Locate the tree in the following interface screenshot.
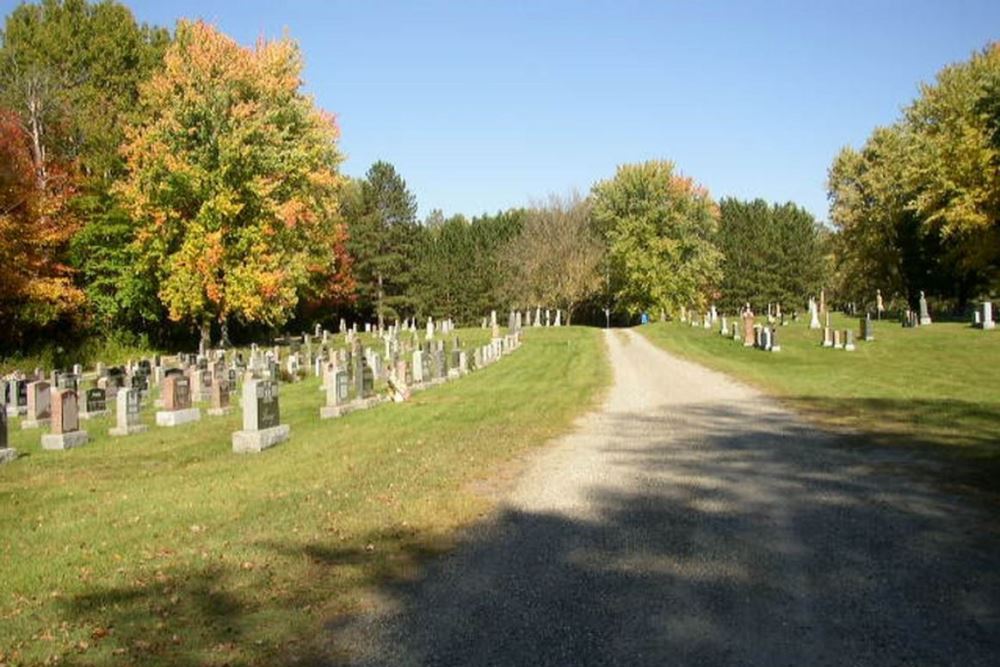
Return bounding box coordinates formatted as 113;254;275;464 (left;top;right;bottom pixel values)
500;193;602;323
828;43;1000;311
344;161;419;325
0;107;83;347
715;198;828;312
591;160;722;316
905;43;1000;299
0;0;170;332
409;208;522;323
117;20;347;345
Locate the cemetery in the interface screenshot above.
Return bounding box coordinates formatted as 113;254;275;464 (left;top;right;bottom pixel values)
1;1;999;664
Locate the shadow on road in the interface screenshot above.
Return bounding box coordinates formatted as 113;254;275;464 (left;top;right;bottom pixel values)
325;400;1000;666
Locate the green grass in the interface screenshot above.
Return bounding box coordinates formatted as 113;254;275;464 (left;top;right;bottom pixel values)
0;326;609;666
638;316;1000;495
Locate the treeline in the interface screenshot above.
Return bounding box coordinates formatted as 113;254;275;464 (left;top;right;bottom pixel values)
0;0;832;356
18;2;997;354
828;44;1000;313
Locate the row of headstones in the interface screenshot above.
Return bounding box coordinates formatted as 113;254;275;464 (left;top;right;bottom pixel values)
497;308;561;332
717;314;782;352
320;332;523;420
0;330;525;461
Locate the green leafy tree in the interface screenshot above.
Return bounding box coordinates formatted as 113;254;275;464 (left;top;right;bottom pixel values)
591;160;722;316
715;198;828;312
117;20;347;346
345;161;419;325
829;43;1000;311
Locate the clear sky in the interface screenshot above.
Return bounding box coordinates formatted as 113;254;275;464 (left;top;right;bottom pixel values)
8;1;1000;222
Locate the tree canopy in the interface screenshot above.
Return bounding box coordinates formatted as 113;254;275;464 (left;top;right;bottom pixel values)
591;161;722;316
117;20;347;343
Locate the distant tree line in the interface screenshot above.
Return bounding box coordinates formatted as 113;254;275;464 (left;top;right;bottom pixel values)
3;0;993;356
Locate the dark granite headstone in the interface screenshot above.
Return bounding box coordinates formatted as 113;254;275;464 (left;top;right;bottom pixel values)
85;388;107;413
254;380;280;430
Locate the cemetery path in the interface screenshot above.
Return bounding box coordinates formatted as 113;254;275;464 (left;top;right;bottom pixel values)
328;328;1000;666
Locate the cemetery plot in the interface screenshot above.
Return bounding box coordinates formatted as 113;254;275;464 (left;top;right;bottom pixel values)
0;326;604;667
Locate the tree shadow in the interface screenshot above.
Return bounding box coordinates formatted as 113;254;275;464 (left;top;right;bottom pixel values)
783;396;1000;497
51;398;1000;665
321;400;1000;666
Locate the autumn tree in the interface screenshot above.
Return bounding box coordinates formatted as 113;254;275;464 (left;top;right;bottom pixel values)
118;21;347;346
591;161;722;316
0;108;83;347
0;0;170;332
500;193;602;323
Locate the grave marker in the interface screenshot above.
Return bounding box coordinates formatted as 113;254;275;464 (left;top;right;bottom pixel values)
21;381;51;429
0;409;14;463
79;387;109;419
207;377;232;416
982;301;995;330
156;375;202;426
232;379;289;453
109;388;147;436
41;389;89;450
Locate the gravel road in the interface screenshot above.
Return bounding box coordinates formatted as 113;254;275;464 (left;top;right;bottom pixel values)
328;328;1000;666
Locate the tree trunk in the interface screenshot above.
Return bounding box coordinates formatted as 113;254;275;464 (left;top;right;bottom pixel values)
26;84;48;189
199;319;212;355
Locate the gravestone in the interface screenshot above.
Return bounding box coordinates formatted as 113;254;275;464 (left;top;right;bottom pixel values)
5;379;26;417
361;362;375;399
41;389;89;450
156;375;201;426
207;377;232;416
741;307;755;347
0;409;14;463
809;298;821;330
833;330;843;349
822;327;834;347
232;379;289;453
79;387;109;420
412;350;424;384
21;381;51;429
919;291;932;325
109;388;147;436
861;314;875;342
320;368;354;419
769;327;781;352
982;301;995;330
844;330;856;352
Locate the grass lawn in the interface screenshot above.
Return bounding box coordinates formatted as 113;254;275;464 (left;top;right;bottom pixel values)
638;315;1000;496
0;326;609;666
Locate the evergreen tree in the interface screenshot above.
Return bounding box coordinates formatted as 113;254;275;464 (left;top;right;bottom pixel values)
345;161;419;325
715;198;828;312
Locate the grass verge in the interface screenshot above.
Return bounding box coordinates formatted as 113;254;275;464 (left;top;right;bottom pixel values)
0;326;609;666
638;316;1000;497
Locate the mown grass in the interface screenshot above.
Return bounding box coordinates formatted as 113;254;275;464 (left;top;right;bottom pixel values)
638;315;1000;496
0;326;609;666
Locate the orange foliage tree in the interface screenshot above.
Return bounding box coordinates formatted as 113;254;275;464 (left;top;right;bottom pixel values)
117;21;351;344
0;108;83;339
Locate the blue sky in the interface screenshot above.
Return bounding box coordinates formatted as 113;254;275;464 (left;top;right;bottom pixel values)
7;1;999;222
